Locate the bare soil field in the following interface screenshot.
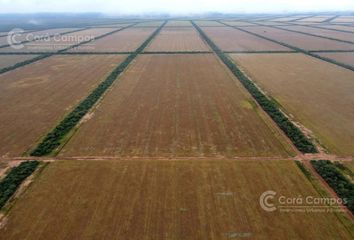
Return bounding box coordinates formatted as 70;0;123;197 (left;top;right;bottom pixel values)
231;53;354;156
318;24;354;33
0;28;118;53
240;26;354;50
0;55;38;69
194;21;225;26
165;21;192;27
60;54;294;157
272;16;306;22
201;27;291;51
0;160;352;240
333;16;354;23
317;52;354;67
69;27;156;52
278;25;354;42
0;55;127;157
134;21;163;27
220;21;255;26
0;28;79;46
145;27;210;51
297;16;334;22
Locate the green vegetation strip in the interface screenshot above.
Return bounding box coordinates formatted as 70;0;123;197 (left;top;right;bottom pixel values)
30;21;167;156
311;160;354;214
192;21;317;153
218;21;354;72
0;24;138;75
0;161;39;209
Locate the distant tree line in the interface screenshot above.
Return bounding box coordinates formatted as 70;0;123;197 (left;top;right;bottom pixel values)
0;161;39;209
311;160;354;214
192;21;317;153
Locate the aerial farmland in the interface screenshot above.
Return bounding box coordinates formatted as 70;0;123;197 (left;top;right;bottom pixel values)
0;11;353;240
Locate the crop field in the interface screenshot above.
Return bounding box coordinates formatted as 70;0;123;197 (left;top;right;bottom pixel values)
0;15;354;239
0;54;38;69
200;27;291;51
0;160;352;240
316;52;354;67
0;28;118;53
0;55;127;157
278;25;354;42
59;54;294;157
69;27;157;52
230;53;354;156
0;28;79;46
165;20;192;26
240;26;354;50
145;27;210;51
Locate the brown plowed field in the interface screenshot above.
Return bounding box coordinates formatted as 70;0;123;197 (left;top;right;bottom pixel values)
0;160;352;240
317;52;354;67
60;54;294;157
278;25;354;42
231;53;354;156
200;27;290;51
240;26;354;50
220;21;255;26
297;16;334;22
0;28;117;52
69;27;156;52
165;21;192;26
319;24;354;32
134;21;163;27
0;55;38;69
333;16;354;23
0;28;79;46
145;27;210;51
194;21;225;26
0;55;127;157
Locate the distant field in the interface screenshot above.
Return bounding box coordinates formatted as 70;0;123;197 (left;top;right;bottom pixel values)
220;21;255;26
317;52;354;67
297;16;334;22
145;27;210;51
278;25;354;42
333;16;354;23
0;160;352;240
0;55;127;157
69;27;156;52
60;54;294;157
165;21;192;27
0;28;117;52
240;26;354;50
194;21;224;26
318;24;354;32
231;53;354;156
0;54;38;69
200;27;290;51
134;21;163;27
0;28;79;46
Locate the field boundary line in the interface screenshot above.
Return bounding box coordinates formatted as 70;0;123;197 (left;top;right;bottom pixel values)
283;21;354;34
289;15;317;22
217;21;354;72
191;20;317;153
224;50;296;54
324;15;340;23
0;23;139;75
29;21;167;156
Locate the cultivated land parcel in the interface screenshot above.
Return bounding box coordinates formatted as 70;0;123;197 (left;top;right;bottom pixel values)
0;15;354;239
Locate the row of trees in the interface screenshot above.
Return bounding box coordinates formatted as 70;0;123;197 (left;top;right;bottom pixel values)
31;21;167;156
0;161;39;209
192;22;317;153
311;160;354;213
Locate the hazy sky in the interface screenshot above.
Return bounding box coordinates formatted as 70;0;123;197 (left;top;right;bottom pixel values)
0;0;353;14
